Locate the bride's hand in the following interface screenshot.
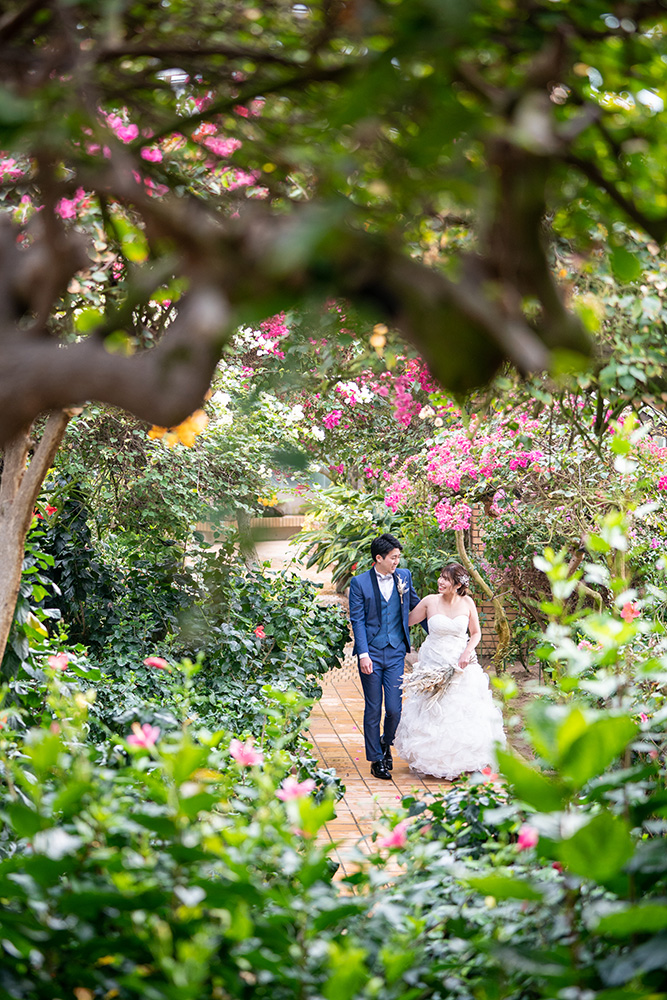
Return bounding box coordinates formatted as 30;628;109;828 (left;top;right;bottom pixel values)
458;656;469;669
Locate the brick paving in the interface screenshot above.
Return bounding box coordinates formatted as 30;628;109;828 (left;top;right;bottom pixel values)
307;657;451;880
252;536;452;879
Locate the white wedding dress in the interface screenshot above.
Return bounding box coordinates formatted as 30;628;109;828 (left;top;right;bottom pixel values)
394;613;506;779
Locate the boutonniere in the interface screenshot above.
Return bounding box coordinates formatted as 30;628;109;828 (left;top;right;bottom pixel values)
396;576;408;605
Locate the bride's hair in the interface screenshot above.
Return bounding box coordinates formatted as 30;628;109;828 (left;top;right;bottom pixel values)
439;563;470;596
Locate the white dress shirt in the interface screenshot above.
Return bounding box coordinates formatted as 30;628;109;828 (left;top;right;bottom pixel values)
375;569;395;601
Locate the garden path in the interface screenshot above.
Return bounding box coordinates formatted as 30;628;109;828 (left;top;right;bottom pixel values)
254;537;450;879
254;537;530;879
307;661;450;880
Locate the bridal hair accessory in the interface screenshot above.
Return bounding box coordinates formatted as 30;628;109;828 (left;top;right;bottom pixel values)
396;576;408;604
460;573;470;586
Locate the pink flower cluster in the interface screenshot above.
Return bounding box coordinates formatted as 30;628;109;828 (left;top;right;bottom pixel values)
144;656;170;670
55;187;87;220
378;819;409;849
0;157;25;181
508;450;544;471
434;498;472;531
229;738;263;766
104;112;139;144
517;824;539;850
384;475;417;513
323;410;342;430
276;776;315;800
620;602;640;623
47;653;70;671
219;167;260;190
392;374;422;426
140;146;163;163
127;722;160;748
203;135;242;158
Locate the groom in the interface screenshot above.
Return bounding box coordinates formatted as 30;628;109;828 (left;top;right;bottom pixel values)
348;533;422;780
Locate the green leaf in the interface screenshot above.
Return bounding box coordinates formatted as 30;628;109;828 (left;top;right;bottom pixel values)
324;941;368;1000
497;750;566;812
601;933;667;987
558;715;637;787
312;902;365;932
596;903;667;937
75;307;104;333
610;248;643;284
556;812;634;884
465;874;544;901
297;795;335;836
7;802;44;839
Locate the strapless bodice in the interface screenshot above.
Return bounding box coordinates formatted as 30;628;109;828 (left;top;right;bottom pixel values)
427;613;469;638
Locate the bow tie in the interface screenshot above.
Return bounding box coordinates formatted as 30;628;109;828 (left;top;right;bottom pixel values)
376;572;394;581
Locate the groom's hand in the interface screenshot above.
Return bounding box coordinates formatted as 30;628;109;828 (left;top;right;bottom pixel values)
359;654;373;674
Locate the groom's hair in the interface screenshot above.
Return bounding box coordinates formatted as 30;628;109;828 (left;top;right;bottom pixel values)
371;533;402;561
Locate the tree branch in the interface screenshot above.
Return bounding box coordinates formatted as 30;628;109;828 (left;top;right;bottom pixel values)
567;153;667;243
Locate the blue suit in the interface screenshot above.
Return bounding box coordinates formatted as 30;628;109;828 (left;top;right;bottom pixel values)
349;567;421;762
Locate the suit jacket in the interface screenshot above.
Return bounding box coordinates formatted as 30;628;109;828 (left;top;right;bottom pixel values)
348;567;421;656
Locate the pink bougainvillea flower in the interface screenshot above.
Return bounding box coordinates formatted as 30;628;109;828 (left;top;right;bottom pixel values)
143;656;171;671
621;602;641;623
481;766;500;782
203;135;242;158
127;722;160;748
276;776;316;801
639;713;649;723
253;625;266;638
323;410;342;430
378;820;409;849
140;146;163;162
229;738;263;767
116;123;139;143
517;824;539;851
47;653;70;671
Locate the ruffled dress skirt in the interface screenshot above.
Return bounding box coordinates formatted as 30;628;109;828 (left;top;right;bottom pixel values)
394;614;506;779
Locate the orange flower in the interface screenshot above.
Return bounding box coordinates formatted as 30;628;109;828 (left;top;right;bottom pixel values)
148;409;209;448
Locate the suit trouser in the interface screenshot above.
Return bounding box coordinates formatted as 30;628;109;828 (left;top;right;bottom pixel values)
358;644;406;762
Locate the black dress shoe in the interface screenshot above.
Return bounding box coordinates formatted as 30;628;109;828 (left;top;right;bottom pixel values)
370;760;392;780
380;738;393;770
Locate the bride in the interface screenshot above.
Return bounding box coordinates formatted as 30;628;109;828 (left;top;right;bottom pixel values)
394;562;506;779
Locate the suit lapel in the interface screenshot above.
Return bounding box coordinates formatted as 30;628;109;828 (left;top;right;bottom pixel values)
368;567;382;621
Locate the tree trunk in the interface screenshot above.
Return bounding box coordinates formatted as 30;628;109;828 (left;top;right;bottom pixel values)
0;411;72;666
236;509;259;568
454;528;511;673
